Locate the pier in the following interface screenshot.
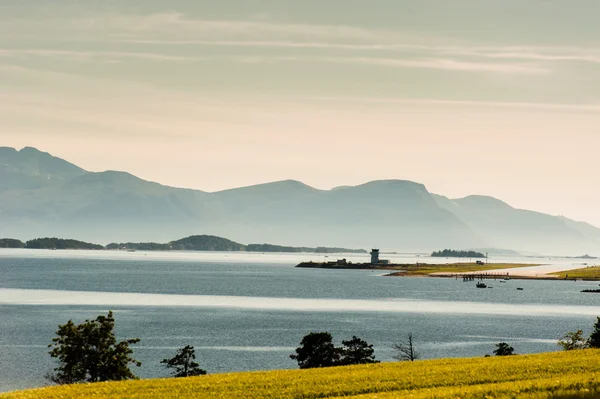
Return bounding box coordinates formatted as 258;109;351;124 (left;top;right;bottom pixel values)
458;273;511;281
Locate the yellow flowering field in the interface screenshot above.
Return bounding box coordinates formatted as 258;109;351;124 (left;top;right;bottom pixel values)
552;266;600;280
3;350;600;399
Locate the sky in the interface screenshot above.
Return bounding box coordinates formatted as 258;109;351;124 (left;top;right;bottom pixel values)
2;1;600;225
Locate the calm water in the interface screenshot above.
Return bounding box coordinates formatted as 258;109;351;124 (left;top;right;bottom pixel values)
1;250;599;392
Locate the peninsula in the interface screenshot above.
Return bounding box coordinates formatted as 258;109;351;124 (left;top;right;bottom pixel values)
296;260;535;276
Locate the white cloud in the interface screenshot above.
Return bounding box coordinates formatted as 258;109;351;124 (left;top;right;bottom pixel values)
304;56;550;74
116;39;600;65
310;96;600;113
0;49;209;63
0;49;548;75
1;12;382;42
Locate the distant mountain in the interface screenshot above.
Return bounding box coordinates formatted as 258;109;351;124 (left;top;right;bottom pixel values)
1;146;599;255
433;194;599;254
0;147;85;190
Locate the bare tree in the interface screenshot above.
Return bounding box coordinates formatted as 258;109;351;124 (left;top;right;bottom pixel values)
393;333;421;361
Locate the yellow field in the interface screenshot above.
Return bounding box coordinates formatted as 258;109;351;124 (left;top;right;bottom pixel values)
387;263;535;276
4;350;600;399
552;266;600;280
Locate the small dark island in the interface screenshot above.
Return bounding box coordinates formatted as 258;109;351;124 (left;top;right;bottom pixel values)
431;249;485;258
246;244;366;254
107;235;366;253
0;238;25;248
25;238;104;250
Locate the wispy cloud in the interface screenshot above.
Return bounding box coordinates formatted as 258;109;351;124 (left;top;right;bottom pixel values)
0;49;208;63
5;11;599;71
301;56;549;75
1;12;382;42
116;39;600;66
0;49;548;75
310;96;600;113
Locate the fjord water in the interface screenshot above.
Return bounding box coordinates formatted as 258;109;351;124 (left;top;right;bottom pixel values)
1;250;599;392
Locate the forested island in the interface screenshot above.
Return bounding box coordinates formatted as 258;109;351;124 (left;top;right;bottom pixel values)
431;249;485;258
109;236;364;253
24;238;104;250
246;244;366;254
0;238;25;248
0;234;365;253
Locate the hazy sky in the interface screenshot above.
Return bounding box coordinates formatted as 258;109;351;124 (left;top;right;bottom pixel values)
2;1;600;225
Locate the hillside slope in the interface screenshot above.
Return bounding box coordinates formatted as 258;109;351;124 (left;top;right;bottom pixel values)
1;147;599;254
434;194;598;253
3;350;599;399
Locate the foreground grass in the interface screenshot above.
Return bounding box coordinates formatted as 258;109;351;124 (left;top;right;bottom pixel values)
5;350;600;399
387;262;536;276
552;266;600;280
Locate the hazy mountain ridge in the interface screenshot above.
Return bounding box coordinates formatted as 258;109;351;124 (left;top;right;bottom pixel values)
0;147;598;254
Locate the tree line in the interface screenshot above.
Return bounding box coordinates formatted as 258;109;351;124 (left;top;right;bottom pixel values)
431;249;485;258
46;312;600;384
1;234;365;253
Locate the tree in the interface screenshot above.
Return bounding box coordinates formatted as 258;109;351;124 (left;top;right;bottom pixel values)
161;346;207;377
338;336;379;365
588;317;600;348
493;342;515;356
558;330;588;351
393;333;420;361
48;311;141;384
290;332;340;369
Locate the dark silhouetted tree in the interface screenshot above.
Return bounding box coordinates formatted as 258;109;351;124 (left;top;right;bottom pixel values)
161;345;207;377
290;332;340;369
588;317;600;348
393;333;420;361
558;330;588;351
493;342;515;356
48;311;140;384
339;336;379;365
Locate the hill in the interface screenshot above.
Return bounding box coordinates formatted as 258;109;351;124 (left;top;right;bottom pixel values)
169;235;246;251
105;236;366;253
246;244;367;253
1;147;600;254
24;238;103;250
0;147;85;191
0;238;25;248
431;249;485;258
2;350;599;398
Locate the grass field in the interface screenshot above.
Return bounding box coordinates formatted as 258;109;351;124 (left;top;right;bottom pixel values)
4;350;600;399
386;262;536;276
552;266;600;280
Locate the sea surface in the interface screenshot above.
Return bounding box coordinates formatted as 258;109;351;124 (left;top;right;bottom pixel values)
1;249;599;392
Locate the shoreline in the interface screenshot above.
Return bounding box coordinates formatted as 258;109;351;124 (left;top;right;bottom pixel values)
297;261;600;281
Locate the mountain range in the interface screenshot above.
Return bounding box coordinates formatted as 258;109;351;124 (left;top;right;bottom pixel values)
1;146;599;255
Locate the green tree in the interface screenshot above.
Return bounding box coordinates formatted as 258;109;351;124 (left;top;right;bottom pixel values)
588;317;600;348
393;333;421;362
48;311;141;384
558;330;588;351
290;332;340;369
161;345;207;377
493;342;515;356
339;336;379;365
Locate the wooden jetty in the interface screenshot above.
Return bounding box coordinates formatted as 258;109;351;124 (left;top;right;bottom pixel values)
458;273;511;282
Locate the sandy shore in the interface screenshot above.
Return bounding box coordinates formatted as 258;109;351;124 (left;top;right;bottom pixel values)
431;263;593;279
